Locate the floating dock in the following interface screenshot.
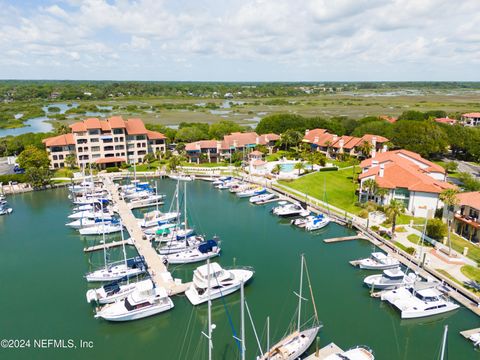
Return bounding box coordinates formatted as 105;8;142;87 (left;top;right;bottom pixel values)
324;233;368;243
128;201;164;210
83;239;134;253
460;327;480;339
104;179;191;296
304;342;344;359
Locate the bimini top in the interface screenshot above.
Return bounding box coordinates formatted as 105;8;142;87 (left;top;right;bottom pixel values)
198;240;218;254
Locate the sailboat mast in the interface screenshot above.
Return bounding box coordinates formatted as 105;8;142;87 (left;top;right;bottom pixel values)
297;254;304;334
101;200;107;270
207;259;212;360
155;180;159;212
440;325;448;360
184;181;187;231
266;316;270;360
241;280;245;360
120;219;127;266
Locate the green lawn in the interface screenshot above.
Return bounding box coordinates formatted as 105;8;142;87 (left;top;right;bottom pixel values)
329;159;359;168
52;168;75;178
450;232;480;265
278;168;361;214
397;214;426;226
128;161;160;172
407;234;420;244
180;162;230;168
461;265;480;282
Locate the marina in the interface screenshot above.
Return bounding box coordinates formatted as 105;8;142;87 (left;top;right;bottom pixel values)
0;179;478;359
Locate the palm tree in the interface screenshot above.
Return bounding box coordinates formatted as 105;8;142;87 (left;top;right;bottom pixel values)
65;154;77;169
294;161;305;175
324;140;332;157
167;155;182;172
279;129;302;151
376;187;389;205
385;199;405;239
358;141;373;158
362;179;378;201
439;188;459;255
272;164;282;175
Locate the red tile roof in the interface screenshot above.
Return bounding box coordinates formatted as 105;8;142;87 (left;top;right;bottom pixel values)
251;159;267;166
359;162;455;193
108;116;126;128
70;122;87;132
146;130;166;140
435;117;457;125
462;113;480;118
84;118;102;129
185;140;219;151
95;157;126;164
124;118;147;135
456;192;480;210
43;133;75;147
185;132;279;152
303;129;389;149
360;150;445;174
303;129;328;143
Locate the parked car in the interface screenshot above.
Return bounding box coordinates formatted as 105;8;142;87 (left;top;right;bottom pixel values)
13;165;25;174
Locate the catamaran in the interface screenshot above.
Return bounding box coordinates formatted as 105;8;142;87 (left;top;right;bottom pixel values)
304;214;330;231
162;239;221;264
86;278;152;304
94;281;174;321
185;262;253;305
258;254;321;360
381;284;459;319
363;268;416;290
356;252;400;270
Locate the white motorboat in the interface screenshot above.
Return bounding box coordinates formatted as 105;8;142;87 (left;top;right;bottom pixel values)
85;256;147;282
323;346;375;360
124;190;154;200
158;236;204;255
258;255;321;360
169;174;194;181
215;182;232;190
162;239;221;264
364;268;416;290
381;285;460;319
291;215;314;228
86;279;152;304
94;282;173;321
0;204;13;215
250;193;275;204
212;176;231;185
357;252;400;270
272;202;309;217
79;222;123;235
229;183;249;193
185;262;254;305
68;209;114;220
128;194;165;209
72;196;111;206
66;217;113;229
138;210;180;228
304;214;330;231
236;187;267;198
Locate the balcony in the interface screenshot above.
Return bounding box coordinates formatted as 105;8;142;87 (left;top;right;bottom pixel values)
454;213;480;229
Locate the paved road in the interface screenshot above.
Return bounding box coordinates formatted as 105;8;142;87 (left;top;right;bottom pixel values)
0;158;14;175
457;160;480;177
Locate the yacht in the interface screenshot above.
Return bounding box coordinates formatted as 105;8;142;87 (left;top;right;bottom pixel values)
364;268;416;290
381;285;460;319
124;189;154;200
304;214;330;231
272;202;309;217
212;176;231;185
157;235;204;255
68;209;114;220
323;346;375;360
162;239;221;264
291;215;314;228
250;193;275;204
138;210;180;228
86;279;153;304
357;252;400;270
85;256;147;282
79;222;123;235
94;282;174;321
0;203;13;215
237;187;267;198
168;174;194;181
66;217;113;229
127;194;165;209
185;262;254;305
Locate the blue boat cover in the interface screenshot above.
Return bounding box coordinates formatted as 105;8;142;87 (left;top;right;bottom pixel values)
198;240;218;253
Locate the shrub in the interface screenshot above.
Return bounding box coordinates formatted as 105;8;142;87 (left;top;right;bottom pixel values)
0;174;28;183
120;163;129;169
319;166;338;172
405;247;416;255
358;209;369;218
426;218;447;240
106;167;119;173
370;225;379;232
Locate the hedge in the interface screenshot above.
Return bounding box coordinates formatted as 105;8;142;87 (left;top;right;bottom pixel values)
0;174;28;183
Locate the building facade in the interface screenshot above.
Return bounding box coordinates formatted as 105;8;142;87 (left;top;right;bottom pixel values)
43;116;166;169
443;192;480;244
461;113;480;127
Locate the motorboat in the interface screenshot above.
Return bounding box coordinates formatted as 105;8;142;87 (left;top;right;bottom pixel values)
212;176;231;185
250;193;275;204
304;214;330;231
68;209;114;220
86;278;152;304
66;217;113;229
138;210;180;228
229;183;249;193
162;239;221;264
323;346;375;360
79;222;123;235
272;202;309;217
381;285;460;319
169;174;194;181
157;236;204;255
85;256;147;282
94;282;173;321
236;187;267;198
364;268;416;290
291;215;314;228
72;196;111;206
357;252;400;270
124;189;155;200
127;194;165;209
0;203;13;215
185;262;253;305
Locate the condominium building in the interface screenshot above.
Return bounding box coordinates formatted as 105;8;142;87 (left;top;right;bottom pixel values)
43;116;166;169
461;113;480;126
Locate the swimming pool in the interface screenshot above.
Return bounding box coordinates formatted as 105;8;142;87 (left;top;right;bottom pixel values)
279;162;312;173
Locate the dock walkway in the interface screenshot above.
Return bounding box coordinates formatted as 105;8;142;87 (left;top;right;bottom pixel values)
84;238;133;253
104;178;190;295
304;343;343;359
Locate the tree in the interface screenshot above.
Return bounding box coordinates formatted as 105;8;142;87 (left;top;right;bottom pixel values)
392;121;448;158
65;154;77;169
17;145;50;169
376;187;389;205
208;120;244;139
167;155;182;172
25;167;51;188
358;141;373;158
294;161;305;175
279;129;303;151
439;188;459;255
445;161;458;173
272;164;282;175
175;126;208;143
385;199;406;239
426;218;448;240
55;123;70;135
362;179;378;201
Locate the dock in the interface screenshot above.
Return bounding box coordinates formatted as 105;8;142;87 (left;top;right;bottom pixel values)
324;233;368;243
304;342;344;359
104;178;191;295
460;327;480;339
83;238;134;253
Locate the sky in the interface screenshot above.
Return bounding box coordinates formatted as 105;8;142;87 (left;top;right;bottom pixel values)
0;0;479;81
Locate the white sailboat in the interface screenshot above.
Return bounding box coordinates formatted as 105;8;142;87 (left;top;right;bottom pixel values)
66;217;113;229
185;262;254;305
162;238;221;264
272;202;309;218
79;221;123;235
94;281;174;321
356;252;400;270
68;209;114;220
304;214;330;231
138;210;180;228
86;278;152;304
258;255;321;360
250;193;275;204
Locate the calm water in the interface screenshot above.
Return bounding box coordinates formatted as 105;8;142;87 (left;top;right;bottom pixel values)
0;180;479;360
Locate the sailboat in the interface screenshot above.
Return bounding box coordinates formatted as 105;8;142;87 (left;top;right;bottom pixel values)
162;238;221;264
258;254;322;360
85;218;147;282
86;278;152;305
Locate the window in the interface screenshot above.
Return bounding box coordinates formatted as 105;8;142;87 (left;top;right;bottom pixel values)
59;163;64;168
138;150;147;156
127;151;134;156
127;144;135;149
90;138;99;143
91;146;100;152
52;155;58;160
115;145;124;150
136;135;146;140
92;154;100;159
113;128;123;135
58;155;64;160
54;163;59;168
104;146;114;151
127;135;135;141
77;139;87;144
119;137;124;142
88;129;100;135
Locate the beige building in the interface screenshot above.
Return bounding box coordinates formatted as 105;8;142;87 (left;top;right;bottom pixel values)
43;116;166;169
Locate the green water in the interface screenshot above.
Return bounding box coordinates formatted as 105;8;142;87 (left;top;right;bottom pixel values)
0;180;479;360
